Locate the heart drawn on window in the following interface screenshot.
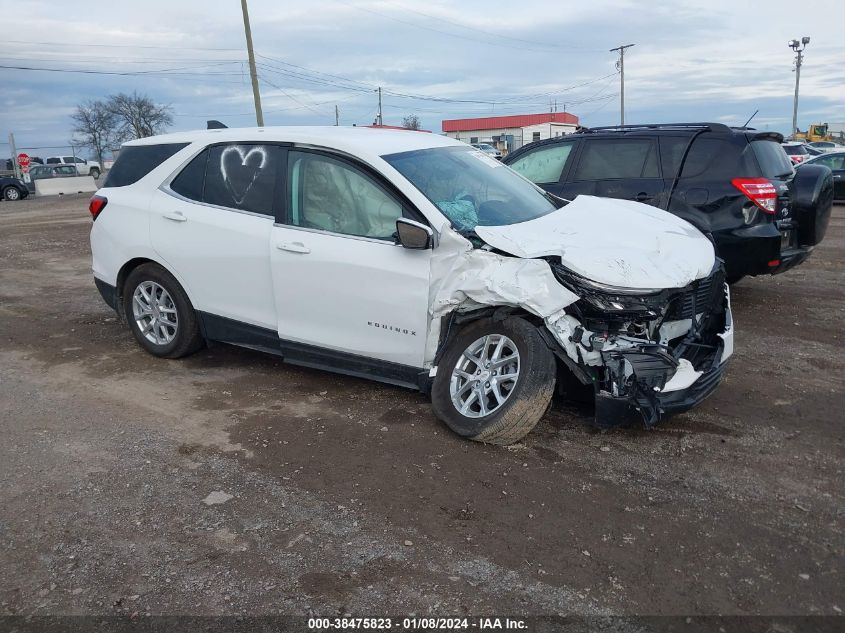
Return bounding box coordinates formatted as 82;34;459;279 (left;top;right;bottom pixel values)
220;145;268;205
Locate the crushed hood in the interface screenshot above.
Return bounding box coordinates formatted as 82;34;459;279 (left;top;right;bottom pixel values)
474;195;716;290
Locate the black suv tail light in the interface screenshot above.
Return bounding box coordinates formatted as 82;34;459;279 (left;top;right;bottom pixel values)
89;195;108;220
731;178;777;214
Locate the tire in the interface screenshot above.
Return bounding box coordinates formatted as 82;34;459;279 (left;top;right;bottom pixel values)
3;186;22;201
90;168;101;180
123;263;204;359
431;316;556;445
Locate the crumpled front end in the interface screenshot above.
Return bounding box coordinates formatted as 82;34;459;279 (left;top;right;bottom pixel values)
545;262;733;428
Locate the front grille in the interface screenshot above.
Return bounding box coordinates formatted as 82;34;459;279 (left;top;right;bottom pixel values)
667;269;723;320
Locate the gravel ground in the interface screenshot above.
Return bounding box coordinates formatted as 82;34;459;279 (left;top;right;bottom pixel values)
0;194;842;627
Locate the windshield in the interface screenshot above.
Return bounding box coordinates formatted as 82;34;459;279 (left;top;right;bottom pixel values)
383;146;558;232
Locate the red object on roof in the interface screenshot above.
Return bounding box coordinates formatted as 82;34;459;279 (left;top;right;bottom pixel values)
364;124;431;133
442;112;578;133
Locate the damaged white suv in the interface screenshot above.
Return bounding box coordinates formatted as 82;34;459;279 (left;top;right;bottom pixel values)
90;127;733;444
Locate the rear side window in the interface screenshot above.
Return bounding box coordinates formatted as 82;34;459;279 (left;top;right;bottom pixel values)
203;144;279;215
660;137;760;180
104;143;189;188
574;139;659;180
509;141;575;184
813;155;845;170
46;157;60;164
751;141;793;179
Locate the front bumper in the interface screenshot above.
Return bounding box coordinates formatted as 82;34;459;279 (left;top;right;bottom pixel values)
591;285;734;429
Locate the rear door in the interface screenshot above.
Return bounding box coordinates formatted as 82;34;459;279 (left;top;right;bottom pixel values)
562;137;665;206
151;142;280;330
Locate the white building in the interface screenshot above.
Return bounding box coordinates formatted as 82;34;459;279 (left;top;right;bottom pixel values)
441;112;579;155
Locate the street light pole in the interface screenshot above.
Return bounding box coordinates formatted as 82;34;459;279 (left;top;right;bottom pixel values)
789;37;810;137
240;0;264;127
610;44;635;126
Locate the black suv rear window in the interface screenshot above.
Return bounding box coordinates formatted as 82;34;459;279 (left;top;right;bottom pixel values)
752;141;793;179
104;143;188;188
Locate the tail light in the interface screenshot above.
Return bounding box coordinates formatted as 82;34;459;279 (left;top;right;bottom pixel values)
731;178;777;214
89;195;108;220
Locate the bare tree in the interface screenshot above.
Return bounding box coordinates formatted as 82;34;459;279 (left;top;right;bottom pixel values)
402;114;422;131
107;92;173;140
71;100;118;168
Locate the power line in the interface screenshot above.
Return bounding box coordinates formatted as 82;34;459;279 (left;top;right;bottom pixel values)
0;39;241;52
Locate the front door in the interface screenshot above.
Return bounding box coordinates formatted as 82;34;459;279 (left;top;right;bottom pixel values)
270;149;432;369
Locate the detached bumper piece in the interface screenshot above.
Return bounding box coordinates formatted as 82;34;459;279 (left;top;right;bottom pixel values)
594;341;726;429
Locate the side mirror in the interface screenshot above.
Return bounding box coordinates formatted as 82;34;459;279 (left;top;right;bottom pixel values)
395;218;434;250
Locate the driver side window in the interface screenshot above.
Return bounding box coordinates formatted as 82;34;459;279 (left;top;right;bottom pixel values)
287;151;402;240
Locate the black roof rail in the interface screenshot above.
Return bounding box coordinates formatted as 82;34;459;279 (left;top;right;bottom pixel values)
577;122;732;134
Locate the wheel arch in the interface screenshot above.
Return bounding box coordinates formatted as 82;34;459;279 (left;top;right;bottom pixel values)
115;257;197;321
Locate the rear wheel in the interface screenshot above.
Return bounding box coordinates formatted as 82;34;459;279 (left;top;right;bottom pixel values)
123;263;204;359
431;316;556;445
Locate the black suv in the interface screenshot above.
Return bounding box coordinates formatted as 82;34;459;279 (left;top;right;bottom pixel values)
503;123;834;282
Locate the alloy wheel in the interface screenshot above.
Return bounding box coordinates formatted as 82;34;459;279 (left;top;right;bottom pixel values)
132;281;178;345
450;334;520;418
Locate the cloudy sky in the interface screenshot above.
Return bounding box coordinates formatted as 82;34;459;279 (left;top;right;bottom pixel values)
2;0;844;157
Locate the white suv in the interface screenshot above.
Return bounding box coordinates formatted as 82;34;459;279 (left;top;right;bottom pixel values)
46;155;102;179
90;127;733;444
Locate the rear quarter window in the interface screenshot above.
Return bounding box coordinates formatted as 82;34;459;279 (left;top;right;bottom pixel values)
660;136;760;180
104;143;189;188
751;141;794;179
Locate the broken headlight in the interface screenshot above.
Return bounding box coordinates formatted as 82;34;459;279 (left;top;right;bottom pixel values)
550;263;666;319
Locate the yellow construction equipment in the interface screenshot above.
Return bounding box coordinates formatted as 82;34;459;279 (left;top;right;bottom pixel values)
793;123;834;143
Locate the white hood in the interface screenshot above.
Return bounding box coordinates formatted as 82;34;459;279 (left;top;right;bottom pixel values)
474;195;715;290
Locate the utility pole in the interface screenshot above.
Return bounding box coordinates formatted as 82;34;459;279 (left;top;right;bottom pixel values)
240;0;264;127
377;87;383;126
335;104;340;126
610;44;635;125
789;37;810;137
8;132;21;180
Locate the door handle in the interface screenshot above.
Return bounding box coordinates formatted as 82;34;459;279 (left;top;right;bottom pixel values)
635;192;654;202
276;241;311;254
163;211;187;222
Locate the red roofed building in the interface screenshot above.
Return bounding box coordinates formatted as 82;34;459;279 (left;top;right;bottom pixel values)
442;112;579;155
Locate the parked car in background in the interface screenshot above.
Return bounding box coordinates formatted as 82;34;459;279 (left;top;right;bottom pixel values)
90;127;734;443
803;144;824;156
470;143;502;159
1;175;29;201
4;157;44;171
25;164;79;194
808;141;844;153
45;156;101;179
799;151;845;201
503;123;834;283
782;141;810;164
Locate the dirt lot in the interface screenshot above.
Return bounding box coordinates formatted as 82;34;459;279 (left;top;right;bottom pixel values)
0;194;843;624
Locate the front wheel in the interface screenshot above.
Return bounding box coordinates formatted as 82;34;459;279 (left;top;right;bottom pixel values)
123;263;204;359
90;168;100;179
431;316;556;445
